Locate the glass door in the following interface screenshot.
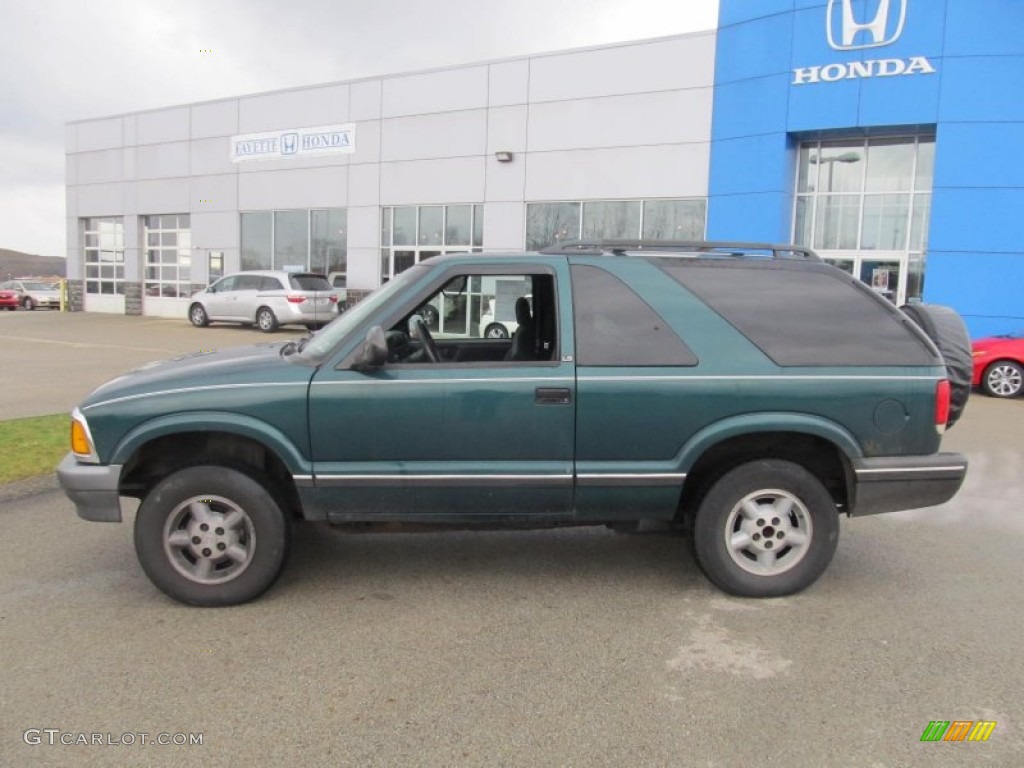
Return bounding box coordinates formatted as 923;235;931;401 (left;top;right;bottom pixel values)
822;251;907;305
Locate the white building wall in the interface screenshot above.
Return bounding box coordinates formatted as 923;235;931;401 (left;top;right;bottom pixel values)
66;30;716;313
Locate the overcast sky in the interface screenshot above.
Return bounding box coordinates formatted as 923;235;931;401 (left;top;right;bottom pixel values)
0;0;718;258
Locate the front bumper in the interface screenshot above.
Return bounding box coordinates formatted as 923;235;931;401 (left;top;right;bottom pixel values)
56;453;123;522
849;453;968;516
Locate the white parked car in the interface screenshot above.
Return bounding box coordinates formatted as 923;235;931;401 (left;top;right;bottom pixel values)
479;295;531;339
1;279;61;310
188;271;339;332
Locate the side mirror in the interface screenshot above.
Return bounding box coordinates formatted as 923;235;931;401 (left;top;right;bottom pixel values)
351;325;388;371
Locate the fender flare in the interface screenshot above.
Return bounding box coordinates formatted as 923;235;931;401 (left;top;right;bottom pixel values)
675;412;862;473
110;411;311;474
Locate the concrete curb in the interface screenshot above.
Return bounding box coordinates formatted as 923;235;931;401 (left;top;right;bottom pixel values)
0;473;60;504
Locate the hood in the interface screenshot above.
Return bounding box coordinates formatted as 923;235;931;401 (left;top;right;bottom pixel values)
82;342;311;409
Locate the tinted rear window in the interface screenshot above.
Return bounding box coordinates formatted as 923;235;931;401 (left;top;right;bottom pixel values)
571;265;697;367
289;274;330;291
659;261;936;367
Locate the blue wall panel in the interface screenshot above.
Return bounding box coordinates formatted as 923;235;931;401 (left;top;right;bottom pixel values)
711;75;792;140
943;0;1024;57
938;56;1024;123
714;12;794;83
929;189;1024;255
706;192;795;242
709;134;794;196
925;251;1024;337
933;123;1024;189
719;0;795;30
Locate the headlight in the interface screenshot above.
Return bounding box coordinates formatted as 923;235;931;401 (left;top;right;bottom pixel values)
70;407;99;463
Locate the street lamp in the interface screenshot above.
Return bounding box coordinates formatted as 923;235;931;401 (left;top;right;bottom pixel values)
809;151;861;192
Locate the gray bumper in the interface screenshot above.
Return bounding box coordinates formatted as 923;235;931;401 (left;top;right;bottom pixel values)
850;452;967;517
56;453;123;522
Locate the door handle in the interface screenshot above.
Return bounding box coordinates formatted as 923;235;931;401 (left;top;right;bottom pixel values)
535;387;572;405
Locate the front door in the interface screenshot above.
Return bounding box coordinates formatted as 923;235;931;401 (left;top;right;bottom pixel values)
306;263;576;522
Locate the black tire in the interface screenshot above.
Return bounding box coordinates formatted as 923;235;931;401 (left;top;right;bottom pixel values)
24;297;35;311
981;360;1024;398
256;306;278;333
189;303;209;328
900;303;971;427
134;466;291;606
484;323;509;339
692;460;839;597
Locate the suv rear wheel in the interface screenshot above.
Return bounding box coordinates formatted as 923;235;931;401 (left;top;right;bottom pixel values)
692;459;839;597
134;466;291;606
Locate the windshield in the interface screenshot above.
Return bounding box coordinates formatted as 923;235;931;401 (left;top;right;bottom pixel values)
298;266;428;361
23;282;54;291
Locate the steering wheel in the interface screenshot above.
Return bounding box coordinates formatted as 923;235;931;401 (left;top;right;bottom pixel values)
409;314;441;363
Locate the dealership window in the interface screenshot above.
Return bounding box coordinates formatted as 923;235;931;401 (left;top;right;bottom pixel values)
793;136;934;303
143;214;191;298
380;204;483;280
525;198;707;251
82;217;124;295
240;209;347;280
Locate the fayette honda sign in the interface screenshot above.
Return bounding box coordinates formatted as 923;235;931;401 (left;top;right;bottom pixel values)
230;123;356;162
793;0;935;85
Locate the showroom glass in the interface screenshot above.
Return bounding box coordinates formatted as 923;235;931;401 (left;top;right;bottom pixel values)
143;214;191;298
525;198;706;251
793;136;934;301
380;204;483;279
311;209;347;281
240;208;347;274
82;217;125;295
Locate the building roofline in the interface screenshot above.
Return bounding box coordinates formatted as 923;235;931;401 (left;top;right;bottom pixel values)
66;27;715;126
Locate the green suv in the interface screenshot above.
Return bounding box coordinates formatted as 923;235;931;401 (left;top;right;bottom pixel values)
57;241;969;606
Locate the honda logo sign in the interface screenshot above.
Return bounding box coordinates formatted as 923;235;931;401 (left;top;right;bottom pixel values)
827;0;907;50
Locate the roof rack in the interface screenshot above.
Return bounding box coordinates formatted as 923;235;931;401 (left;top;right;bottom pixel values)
538;239;820;261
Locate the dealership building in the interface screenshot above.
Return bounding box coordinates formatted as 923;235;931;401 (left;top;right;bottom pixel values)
65;0;1023;336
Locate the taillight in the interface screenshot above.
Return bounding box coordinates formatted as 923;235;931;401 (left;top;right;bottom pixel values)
286;294;306;304
328;294;338;303
935;379;951;434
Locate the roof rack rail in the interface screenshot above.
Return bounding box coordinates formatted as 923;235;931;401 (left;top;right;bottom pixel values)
538;239;820;261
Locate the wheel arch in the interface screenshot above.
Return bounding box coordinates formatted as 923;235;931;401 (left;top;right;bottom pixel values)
677;415;859;519
113;413;311;518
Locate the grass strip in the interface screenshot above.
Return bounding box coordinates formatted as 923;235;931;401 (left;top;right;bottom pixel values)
0;413;68;485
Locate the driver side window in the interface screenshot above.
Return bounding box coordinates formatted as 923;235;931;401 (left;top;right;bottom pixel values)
386;272;557;365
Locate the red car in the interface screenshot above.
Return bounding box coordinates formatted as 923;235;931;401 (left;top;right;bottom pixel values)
972;332;1024;398
0;288;19;310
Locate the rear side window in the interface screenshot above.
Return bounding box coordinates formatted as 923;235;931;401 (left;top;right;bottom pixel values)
289;274;330;291
571;265;697;367
260;277;284;291
661;262;937;366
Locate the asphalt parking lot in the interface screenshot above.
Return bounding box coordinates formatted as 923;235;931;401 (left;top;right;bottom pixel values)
1;311;1022;767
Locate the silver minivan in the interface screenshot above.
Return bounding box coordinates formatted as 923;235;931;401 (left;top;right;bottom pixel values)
188;271;339;332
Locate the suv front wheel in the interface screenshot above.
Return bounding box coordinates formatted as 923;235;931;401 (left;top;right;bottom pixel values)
692;459;839;597
134;466;291;606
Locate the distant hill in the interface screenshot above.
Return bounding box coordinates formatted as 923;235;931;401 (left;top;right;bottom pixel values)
0;249;67;280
